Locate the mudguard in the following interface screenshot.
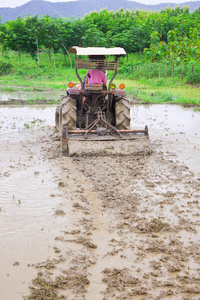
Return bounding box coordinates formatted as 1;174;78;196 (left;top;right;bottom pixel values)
67;88;81;95
114;89;126;96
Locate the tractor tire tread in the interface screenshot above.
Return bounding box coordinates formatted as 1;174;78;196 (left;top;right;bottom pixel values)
115;98;130;130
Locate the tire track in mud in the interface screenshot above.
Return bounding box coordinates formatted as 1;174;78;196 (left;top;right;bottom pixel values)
25;136;116;299
26;128;200;300
71;152;200;299
58;158;113;299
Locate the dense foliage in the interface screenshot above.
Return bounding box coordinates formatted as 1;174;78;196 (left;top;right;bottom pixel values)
0;6;199;66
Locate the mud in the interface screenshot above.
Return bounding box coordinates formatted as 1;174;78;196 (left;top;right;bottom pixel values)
0;104;200;299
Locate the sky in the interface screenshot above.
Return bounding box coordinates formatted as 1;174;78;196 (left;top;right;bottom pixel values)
0;0;194;8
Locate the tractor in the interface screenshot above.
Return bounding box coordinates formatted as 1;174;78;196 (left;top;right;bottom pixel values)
55;46;149;156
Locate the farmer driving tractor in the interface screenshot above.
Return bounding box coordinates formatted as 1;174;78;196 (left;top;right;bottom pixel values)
85;68;107;86
85;55;107;90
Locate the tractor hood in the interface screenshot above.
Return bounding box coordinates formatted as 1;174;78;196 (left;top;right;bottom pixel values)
69;46;126;56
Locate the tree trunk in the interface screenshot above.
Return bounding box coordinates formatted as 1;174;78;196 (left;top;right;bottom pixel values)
64;53;67;65
52;48;55;67
153;63;155;78
61;41;72;69
18;50;21;67
36;36;40;69
165;63;167;78
48;48;51;62
182;65;184;80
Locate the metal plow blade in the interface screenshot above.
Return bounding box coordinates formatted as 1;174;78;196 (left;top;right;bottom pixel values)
68;138;151;157
61;126;151;157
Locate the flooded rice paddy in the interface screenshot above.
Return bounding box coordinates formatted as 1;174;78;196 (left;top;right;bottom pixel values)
0;102;200;299
0;103;199;141
0;88;61;102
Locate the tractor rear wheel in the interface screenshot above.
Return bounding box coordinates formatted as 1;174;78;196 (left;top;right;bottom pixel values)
55;106;59;131
61;95;77;130
115;97;131;130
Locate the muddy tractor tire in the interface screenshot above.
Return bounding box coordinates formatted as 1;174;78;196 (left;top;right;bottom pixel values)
60;95;77;130
115;97;131;130
55;106;60;131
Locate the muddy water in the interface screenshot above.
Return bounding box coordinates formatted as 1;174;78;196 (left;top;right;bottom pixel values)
0;108;67;299
131;104;200;144
0;103;200;299
0;105;56;136
131;104;200;173
0;154;65;299
1;103;199;140
0;89;61;102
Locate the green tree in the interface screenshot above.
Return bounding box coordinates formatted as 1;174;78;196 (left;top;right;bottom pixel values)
144;31;163;62
82;24;107;47
40;15;60;65
56;18;73;67
25;15;43;67
145;25;200;64
70;18;88;47
3;17;30;66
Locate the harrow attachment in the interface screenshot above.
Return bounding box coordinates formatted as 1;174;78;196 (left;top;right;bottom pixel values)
61;112;150;157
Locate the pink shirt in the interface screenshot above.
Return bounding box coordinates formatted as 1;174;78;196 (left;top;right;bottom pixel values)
86;69;107;84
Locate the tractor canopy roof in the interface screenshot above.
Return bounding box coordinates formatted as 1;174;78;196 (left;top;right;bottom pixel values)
69;47;126;56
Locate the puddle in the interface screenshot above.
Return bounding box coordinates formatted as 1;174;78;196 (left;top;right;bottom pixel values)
131;104;200;144
0;105;57;143
0;123;68;299
0;163;66;298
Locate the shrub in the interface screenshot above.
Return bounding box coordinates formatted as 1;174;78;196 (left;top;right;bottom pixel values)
0;61;13;75
187;72;200;84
